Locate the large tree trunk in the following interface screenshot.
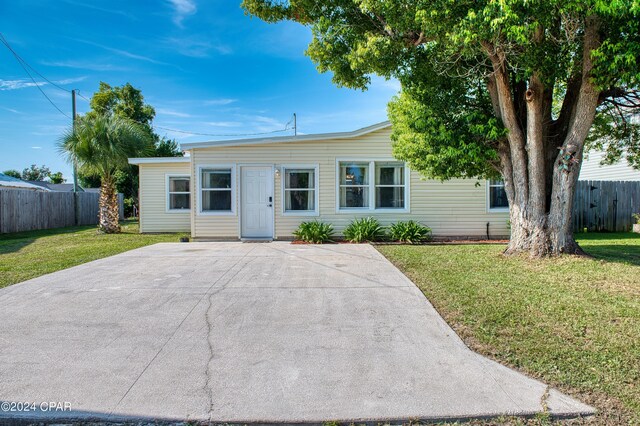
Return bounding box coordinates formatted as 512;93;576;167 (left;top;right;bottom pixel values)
484;16;601;257
505;163;583;256
99;176;121;234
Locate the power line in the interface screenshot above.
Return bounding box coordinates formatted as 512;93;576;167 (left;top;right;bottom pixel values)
76;92;91;102
0;33;72;94
0;33;70;118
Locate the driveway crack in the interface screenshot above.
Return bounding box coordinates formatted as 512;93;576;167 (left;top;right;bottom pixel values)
204;248;257;422
108;247;256;419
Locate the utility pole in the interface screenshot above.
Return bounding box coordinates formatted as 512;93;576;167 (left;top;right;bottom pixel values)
71;89;78;193
293;113;297;136
71;89;79;225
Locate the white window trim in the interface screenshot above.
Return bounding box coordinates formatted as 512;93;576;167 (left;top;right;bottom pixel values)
196;164;236;216
281;164;320;217
165;174;191;213
486;179;510;212
335;159;410;213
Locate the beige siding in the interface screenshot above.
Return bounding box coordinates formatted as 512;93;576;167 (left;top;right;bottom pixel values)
579;150;640;181
139;163;191;233
189;128;510;239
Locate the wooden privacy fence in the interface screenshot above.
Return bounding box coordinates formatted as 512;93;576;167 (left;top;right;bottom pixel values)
0;190;124;234
573;180;640;232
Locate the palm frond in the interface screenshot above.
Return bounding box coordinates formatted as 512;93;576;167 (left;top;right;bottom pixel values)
57;114;153;178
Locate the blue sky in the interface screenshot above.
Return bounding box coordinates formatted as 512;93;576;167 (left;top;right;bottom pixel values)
0;0;399;180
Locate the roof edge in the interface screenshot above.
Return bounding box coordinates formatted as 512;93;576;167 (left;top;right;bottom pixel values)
180;121;391;150
128;157;191;165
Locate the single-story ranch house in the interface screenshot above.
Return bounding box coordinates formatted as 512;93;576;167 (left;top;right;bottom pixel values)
129;121;510;240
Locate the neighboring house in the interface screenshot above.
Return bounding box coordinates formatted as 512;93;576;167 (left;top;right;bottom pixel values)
26;182;84;192
0;173;51;191
580;149;639;181
129;121;510;240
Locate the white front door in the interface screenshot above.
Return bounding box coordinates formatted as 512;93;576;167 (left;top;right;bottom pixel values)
241;166;274;238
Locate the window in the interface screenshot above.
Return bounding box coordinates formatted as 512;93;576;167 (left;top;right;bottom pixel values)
488;179;509;210
375;162;405;208
339;162;370;208
337;161;408;211
167;175;190;211
283;167;317;214
200;168;233;213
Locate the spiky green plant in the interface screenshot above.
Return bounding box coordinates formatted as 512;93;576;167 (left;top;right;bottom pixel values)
342;217;386;243
293;220;335;243
389;220;432;243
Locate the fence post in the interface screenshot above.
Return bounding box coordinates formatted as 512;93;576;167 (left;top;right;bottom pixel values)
74;192;79;226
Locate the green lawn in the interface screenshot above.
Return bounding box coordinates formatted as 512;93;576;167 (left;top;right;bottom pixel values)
0;220;188;289
378;233;640;424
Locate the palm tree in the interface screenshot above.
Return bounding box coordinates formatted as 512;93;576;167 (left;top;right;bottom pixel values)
59;114;152;233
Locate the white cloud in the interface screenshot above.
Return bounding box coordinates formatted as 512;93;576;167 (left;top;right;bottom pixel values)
0;79;47;91
206;121;242;127
237;115;288;132
41;60;131;72
62;0;137;19
73;39;168;65
168;0;197;27
157;108;192;118
31;146;42;150
163;37;231;58
56;76;88;85
203;98;237;106
1;107;22;114
0;76;86;93
30;124;69;136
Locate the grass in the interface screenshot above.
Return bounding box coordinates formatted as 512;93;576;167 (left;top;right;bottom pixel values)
0;220;188;289
377;233;640;424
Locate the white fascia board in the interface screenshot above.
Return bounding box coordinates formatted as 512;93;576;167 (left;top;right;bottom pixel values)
180;121;391;150
128;157;191;165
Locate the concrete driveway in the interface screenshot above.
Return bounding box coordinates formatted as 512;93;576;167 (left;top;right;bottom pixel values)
0;242;593;423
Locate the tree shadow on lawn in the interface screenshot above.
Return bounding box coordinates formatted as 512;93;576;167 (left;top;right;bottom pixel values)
0;225;95;255
577;232;640;266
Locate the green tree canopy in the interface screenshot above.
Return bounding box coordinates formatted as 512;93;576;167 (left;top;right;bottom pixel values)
244;0;640;256
21;164;51;181
87;82;182;158
89;82;156;128
78;82;182;213
2;169;21;179
48;172;64;184
60;115;152;179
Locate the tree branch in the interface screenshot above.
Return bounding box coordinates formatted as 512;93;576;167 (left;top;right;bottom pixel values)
482;41;529;205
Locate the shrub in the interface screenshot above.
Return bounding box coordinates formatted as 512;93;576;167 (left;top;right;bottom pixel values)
293;220;334;243
389;220;432;243
633;213;640;224
343;217;386;243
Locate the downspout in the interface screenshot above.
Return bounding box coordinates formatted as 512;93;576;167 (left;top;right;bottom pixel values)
486;222;490;240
